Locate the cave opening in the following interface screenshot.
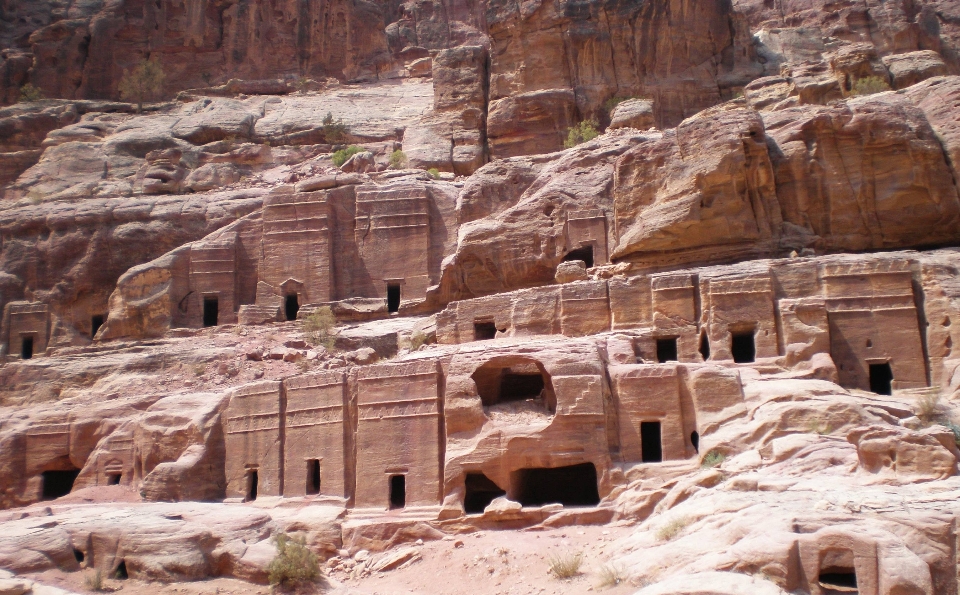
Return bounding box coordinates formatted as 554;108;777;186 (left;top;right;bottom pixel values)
731;330;755;363
511;463;600;507
699;331;710;360
203;296;219;327
562;246;594;268
656;337;678;363
463;472;506;514
387;283;401;313
389;474;406;509
306;459;320;495
246;469;258;501
108;473;121;485
869;362;893;395
91;315;105;338
818;567;857;594
285;294;300;321
21;335;33;360
474;320;497;341
641;421;663;463
41;469;80;500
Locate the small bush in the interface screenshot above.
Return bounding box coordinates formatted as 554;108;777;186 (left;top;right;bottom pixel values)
331;145;363;167
563;120;600;149
596;563;625;588
548;551;583;579
192;363;206;377
941;421;960;448
303;306;337;350
850;75;891;96
118;59;165;112
805;419;832;435
701;451;725;469
267;533;319;589
427;167;440;179
917;392;943;423
603;96;633;115
84;569;105;592
322;112;347;143
389;149;408;169
655;516;690;542
19;83;44;103
409;331;427;350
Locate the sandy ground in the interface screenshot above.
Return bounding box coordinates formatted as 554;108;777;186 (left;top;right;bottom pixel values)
26;524;638;595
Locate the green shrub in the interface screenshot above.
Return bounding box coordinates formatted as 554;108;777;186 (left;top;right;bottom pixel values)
850;75;891;96
563;120;600;149
303;306;337;350
940;421;960;447
701;451;725;469
331;145;363;167
267;533;319;589
321;112;347;143
18;83;44;103
427;167;440;179
118;59;165;112
548;551;583;579
389;149;408;169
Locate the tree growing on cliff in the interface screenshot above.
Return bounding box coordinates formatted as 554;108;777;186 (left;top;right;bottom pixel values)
118;59;166;112
18;83;44;103
563;120;600;149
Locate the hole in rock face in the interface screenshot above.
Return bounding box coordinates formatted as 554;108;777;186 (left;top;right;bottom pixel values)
656;338;678;363
387;284;401;313
641;421;663;462
473;359;556;413
389;475;406;509
869;362;893;395
691;431;700;453
246;469;258;501
463;473;506;514
285;294;300;321
512;463;600;507
203;296;219;327
115;561;128;580
306;459;320;495
73;548;84;563
562;246;594;268
731;331;756;363
108;473;121;485
818;568;857;594
21;335;33;359
91;315;105;338
42;469;80;500
698;332;710;360
500;372;545;404
474;321;497;341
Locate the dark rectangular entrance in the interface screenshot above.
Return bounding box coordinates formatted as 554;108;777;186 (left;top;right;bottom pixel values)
246;469;258;501
474;321;497;341
656;337;678;363
42;469;80;500
389;474;406;509
387;284;401;313
203;296;219;327
91;315;105;338
306;459;320;495
20;335;33;359
285;294;300;321
641;421;663;462
512;463;600;507
731;331;755;363
562;246;594;268
869;362;893;395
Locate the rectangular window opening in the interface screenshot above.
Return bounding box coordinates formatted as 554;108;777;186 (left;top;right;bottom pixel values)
869;362;893;395
107;473;122;485
91;315;105;338
473;321;497;341
640;421;663;463
20;335;34;360
203;296;219;327
562;246;594;268
389;474;406;509
731;330;756;363
512;463;600;507
306;459;321;495
387;284;401;314
656;337;678;363
246;469;258;501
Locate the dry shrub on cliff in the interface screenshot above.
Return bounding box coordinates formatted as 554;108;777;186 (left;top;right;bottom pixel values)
656;516;690;541
548;551;583;579
917;391;943;423
701;451;725;469
84;569;105;592
267;533;319;589
389;149;408;169
321;112;347;143
19;83;44;103
563;120;599;148
851;76;891;96
119;59;165;112
596;563;625;587
303;306;337;350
